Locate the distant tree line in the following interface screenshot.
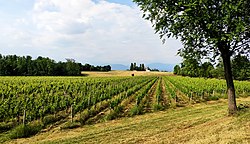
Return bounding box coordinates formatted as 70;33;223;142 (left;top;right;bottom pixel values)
146;67;159;72
173;54;250;80
129;63;161;72
0;54;111;76
81;63;111;72
130;63;146;71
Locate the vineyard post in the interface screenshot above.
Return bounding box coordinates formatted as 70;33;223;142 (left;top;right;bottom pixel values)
71;104;73;123
175;94;178;103
23;109;26;126
190;92;193;101
88;96;91;110
17;111;20;124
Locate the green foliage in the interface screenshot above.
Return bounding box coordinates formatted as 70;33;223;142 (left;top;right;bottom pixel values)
129;106;143;117
130;63;134;71
0;76;156;125
207;96;220;101
200;62;214;78
42;114;65;126
81;63;111;72
173;65;181;75
175;55;250;80
79;110;90;125
153;104;164;111
1;75;250;142
129;62;146;71
180;57;201;77
60;122;80;130
105;105;124;121
105;106;124;121
175;56;215;78
237;103;250;111
134;0;250;114
155;78;162;105
133;0;249;58
0;122;16;133
9;123;42;139
109;99;120;110
0;54;111;76
232;54;250;80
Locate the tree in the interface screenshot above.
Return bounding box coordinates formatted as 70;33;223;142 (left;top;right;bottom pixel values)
130;63;134;71
173;65;180;75
65;59;81;76
133;0;250;115
139;64;142;71
141;64;145;71
232;54;250;80
200;62;214;78
180;57;201;77
133;63;137;70
26;56;33;76
210;58;225;79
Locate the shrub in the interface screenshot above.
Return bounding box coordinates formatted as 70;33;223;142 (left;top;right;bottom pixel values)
0;122;16;133
129;106;143;117
60;122;80;130
79;110;90;125
42;114;64;126
9;123;42;139
105;106;122;121
208;96;219;101
153;104;165;111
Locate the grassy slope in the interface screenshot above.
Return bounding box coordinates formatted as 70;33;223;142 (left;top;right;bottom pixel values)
9;97;250;144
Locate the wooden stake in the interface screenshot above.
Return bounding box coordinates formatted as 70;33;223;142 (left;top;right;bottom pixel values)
23;109;26;125
71;105;73;123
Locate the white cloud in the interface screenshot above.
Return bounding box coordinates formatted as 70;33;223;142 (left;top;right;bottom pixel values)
0;0;182;65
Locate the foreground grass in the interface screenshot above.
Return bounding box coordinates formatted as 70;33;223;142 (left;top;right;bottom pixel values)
6;97;250;144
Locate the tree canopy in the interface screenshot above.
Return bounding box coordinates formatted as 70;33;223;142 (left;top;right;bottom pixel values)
232;54;250;80
0;54;111;76
130;63;146;71
174;55;250;80
133;0;250;115
134;0;249;58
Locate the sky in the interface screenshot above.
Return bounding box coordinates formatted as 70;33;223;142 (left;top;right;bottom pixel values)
0;0;182;65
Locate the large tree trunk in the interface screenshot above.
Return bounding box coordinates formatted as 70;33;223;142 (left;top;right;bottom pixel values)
221;50;237;115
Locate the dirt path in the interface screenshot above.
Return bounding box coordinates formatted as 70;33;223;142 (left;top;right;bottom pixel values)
144;78;159;112
160;79;169;108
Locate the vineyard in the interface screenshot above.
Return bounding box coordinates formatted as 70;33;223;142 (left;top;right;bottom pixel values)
0;75;250;141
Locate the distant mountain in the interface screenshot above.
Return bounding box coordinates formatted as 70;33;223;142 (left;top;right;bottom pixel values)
110;63;176;71
147;63;176;72
111;64;129;70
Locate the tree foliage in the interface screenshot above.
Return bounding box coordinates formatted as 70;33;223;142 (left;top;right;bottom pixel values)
134;0;249;58
130;62;146;71
133;0;250;114
174;55;250;80
173;65;180;75
0;54;111;76
232;54;250;80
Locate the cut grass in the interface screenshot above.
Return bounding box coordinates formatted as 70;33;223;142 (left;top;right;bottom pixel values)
81;70;172;77
6;97;250;144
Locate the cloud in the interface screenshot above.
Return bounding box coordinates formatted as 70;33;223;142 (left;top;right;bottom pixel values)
0;0;182;64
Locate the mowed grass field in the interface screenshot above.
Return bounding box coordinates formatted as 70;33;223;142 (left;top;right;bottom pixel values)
9;97;250;144
81;70;172;77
